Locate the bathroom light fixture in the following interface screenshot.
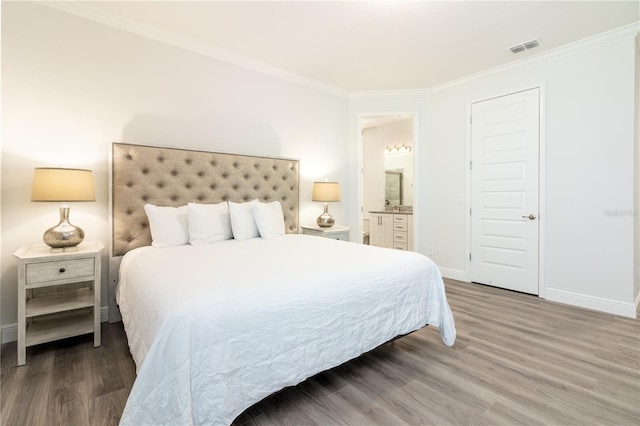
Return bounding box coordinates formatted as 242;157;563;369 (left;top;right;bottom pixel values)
312;181;340;228
31;167;95;250
384;144;412;156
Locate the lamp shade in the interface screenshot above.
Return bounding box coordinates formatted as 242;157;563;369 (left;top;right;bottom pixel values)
31;168;95;202
312;182;340;202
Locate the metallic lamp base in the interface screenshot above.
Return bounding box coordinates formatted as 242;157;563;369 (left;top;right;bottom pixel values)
316;203;335;228
43;205;85;249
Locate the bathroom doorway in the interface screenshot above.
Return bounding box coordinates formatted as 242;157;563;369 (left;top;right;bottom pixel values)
359;114;416;249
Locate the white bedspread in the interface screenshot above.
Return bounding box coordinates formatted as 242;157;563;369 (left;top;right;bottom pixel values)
117;234;455;425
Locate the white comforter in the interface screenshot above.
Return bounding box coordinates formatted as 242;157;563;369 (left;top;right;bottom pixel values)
117;234;455;425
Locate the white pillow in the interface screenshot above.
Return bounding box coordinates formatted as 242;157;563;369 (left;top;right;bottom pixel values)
187;202;233;245
252;200;285;239
144;204;189;248
228;200;260;241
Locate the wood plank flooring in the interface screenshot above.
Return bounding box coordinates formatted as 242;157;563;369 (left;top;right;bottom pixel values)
2;279;638;425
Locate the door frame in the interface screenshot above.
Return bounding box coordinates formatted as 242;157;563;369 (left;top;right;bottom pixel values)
357;111;420;251
464;84;547;298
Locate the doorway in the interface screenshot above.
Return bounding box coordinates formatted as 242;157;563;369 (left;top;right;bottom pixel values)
360;114;416;248
470;88;540;295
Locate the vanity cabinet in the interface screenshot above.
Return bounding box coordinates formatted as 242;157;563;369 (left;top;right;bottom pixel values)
369;213;393;248
392;214;414;251
369;212;413;251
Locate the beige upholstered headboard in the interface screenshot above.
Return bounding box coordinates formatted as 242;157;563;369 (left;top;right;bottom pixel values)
111;143;300;257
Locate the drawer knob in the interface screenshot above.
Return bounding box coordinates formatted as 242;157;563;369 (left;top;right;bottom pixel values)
59;268;66;273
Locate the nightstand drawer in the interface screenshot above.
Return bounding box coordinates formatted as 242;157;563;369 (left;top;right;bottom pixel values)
394;231;408;242
26;257;95;285
326;232;349;241
394;242;408;250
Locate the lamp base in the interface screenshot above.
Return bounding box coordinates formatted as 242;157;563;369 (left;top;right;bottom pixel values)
316;203;335;228
43;205;85;249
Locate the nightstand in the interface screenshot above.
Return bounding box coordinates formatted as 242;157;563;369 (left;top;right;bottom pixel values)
301;225;350;241
13;242;103;366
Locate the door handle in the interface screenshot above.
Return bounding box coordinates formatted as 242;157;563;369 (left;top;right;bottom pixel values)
522;214;536;220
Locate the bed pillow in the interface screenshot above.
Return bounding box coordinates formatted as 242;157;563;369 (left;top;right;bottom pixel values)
144;203;189;248
187;202;233;245
252;200;285;239
228;200;260;241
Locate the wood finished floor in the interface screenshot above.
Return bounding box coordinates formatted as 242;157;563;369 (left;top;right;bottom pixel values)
1;279;639;425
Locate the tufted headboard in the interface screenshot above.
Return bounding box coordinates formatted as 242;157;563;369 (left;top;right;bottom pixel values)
111;143;300;257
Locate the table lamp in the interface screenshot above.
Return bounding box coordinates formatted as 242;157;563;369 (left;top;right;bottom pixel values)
31;167;96;250
312;181;340;228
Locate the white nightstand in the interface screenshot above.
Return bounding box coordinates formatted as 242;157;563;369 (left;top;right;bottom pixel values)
13;242;103;366
301;225;350;241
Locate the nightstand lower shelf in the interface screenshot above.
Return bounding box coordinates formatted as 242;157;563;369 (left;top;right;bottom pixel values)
26;311;94;347
26;287;94;317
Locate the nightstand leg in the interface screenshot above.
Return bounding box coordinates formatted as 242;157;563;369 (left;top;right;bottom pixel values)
93;274;101;347
17;270;26;366
17;337;26;366
94;313;101;347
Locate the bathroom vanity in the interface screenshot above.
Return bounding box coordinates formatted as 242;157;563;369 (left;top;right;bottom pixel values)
368;210;413;251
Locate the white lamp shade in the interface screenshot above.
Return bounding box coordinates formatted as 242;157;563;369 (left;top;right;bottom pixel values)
312;182;340;202
31;168;96;202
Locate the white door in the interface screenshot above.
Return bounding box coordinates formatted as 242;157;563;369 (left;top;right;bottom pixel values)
471;88;540;294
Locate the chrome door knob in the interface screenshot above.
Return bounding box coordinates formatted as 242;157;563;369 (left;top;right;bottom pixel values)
522;214;536;220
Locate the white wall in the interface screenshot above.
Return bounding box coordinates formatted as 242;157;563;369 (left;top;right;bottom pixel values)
423;30;638;315
362;126;387;216
1;2;349;334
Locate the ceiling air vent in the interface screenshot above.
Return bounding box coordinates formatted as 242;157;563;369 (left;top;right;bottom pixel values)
509;38;541;54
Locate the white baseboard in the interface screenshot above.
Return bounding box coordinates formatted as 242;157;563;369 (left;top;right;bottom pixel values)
545;288;637;319
2;325;17;345
1;306;110;344
439;267;468;282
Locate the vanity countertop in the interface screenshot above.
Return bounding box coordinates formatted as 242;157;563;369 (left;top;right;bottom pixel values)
369;210;413;215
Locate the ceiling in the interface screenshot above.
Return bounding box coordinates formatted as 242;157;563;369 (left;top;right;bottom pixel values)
76;1;639;92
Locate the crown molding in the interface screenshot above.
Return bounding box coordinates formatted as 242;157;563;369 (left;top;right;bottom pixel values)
421;21;640;95
352;21;640;99
36;1;350;99
33;2;638;100
349;88;429;101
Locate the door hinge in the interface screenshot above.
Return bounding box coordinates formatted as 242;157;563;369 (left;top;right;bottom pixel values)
469;208;472;215
469;253;472;261
470;160;472;170
470;116;472;125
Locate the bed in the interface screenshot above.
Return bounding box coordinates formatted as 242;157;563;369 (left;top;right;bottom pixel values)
110;143;456;425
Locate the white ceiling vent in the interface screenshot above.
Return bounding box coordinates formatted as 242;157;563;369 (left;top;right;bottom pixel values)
509;38;541;54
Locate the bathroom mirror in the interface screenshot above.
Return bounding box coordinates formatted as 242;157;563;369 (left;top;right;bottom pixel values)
385;170;403;206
